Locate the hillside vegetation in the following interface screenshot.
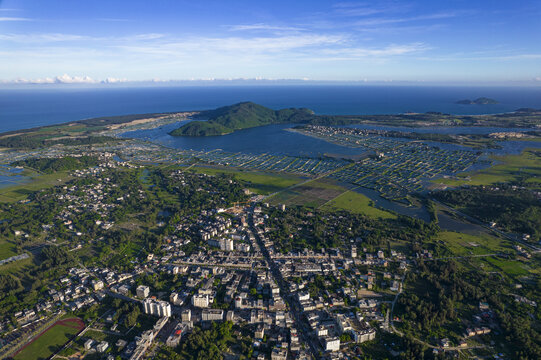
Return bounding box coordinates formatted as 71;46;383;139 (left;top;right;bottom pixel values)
169;102;314;136
12;156;100;173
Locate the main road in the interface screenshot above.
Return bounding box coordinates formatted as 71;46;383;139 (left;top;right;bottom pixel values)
248;204;321;358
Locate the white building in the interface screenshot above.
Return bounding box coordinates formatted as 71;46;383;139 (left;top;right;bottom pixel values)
323;337;340;352
136;285;150;299
201;309;224;321
91;280;104;291
271;344;288;360
143;299;171;317
84;339;94;350
181;309;192;322
192;294;209;308
220;238;234;252
353;328;376;343
170;292;183;305
96;341;109;353
297;291;310;302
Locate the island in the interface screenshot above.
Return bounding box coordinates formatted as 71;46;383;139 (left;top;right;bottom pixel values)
455;97;499;105
169;101;314;136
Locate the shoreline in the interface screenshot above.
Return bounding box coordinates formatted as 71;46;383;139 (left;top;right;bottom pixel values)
1;106;540;140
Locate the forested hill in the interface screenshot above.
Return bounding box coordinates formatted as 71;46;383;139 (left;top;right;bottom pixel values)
169;102;314;136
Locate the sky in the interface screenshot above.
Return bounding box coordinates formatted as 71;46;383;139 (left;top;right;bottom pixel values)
1;0;540;84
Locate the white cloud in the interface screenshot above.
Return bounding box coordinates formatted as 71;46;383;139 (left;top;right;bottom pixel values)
318;42;428;60
6;74;98;84
0;16;30;21
354;12;458;27
0;33;85;42
0;32;166;43
102;77;127;83
332;2;404;17
117;34;347;57
228;24;305;32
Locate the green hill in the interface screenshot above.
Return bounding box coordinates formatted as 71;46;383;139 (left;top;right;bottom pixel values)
169;102;314;136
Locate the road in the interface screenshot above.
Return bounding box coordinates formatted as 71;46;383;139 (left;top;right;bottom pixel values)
248;204;320;358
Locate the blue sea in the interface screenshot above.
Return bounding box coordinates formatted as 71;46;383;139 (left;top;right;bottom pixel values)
1;85;541;133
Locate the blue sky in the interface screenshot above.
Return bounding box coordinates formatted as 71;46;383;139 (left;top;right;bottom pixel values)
1;0;540;83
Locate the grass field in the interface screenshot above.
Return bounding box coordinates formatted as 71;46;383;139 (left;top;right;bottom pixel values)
188;166;304;195
320;188;396;219
0;253;33;276
434;149;541;187
14;319;84;360
268;178;346;208
0;171;72;203
0;239;16;260
482;256;531;277
436;231;511;256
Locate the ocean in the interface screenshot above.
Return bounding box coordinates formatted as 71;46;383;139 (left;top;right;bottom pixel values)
1;85;541;134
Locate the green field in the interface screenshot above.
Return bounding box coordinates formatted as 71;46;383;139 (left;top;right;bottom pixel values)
268;178;346;208
321;189;396;219
436;231;512;256
0;253;33;276
482;256;531;277
188;166;304;195
0;170;72;203
14;322;81;360
0;239;16;260
434;149;541;187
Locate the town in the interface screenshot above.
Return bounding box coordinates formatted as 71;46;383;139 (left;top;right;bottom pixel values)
0;149;538;360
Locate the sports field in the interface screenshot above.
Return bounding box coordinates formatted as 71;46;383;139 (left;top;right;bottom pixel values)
14;318;85;360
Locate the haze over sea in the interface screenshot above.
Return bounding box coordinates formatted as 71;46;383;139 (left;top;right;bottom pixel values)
1;85;541;134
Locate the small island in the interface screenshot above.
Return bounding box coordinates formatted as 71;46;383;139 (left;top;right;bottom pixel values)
455;97;499;105
169;102;314;136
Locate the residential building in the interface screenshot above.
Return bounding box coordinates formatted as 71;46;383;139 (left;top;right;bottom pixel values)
143;299;171;317
201;309;224;322
192;294;209;308
136;285;150;299
323;337;340;352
